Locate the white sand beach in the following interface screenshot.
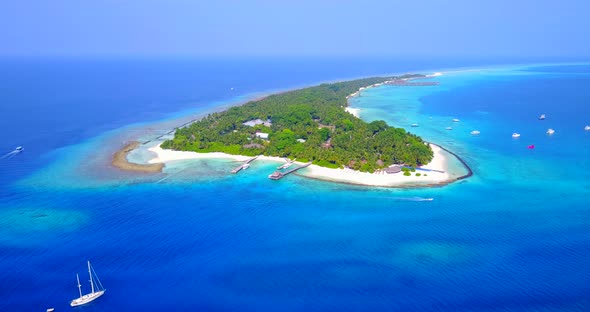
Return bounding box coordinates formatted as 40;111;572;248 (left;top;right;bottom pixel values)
344;107;360;117
148;144;285;164
147;143;452;187
298;144;449;187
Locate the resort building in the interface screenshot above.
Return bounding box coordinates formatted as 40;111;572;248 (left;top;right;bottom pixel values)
255;132;269;140
384;165;402;174
243;119;272;127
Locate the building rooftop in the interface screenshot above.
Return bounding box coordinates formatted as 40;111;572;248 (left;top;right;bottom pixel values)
243;119;272;127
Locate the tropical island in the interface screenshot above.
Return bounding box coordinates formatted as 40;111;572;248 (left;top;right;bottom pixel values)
114;74;470;187
161;76;433;172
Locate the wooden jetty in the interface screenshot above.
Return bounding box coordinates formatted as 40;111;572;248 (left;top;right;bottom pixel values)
231;156;259;174
268;161;312;180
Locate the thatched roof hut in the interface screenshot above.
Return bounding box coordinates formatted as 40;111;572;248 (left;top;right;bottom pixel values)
384;165;401;174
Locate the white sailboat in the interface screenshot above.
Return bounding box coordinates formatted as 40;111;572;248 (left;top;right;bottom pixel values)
70;261;106;307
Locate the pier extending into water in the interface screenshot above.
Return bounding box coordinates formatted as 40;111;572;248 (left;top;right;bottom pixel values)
268;161;312;180
231;156;259;174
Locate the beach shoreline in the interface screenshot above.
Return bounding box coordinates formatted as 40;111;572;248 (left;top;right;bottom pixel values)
135;142;465;188
112;141;164;173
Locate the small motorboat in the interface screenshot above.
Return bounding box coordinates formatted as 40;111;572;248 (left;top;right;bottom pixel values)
528;144;535;149
546;128;555;135
470;130;480;135
585;125;590;131
15;146;24;152
47;308;55;312
445;127;453;130
277;160;294;170
512;133;521;138
538;114;546;120
411;123;419;127
452;118;460;122
243;163;251;170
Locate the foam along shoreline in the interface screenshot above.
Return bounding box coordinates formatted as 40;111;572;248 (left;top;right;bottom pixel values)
145;143;457;188
344;107;360;118
112;141;164;173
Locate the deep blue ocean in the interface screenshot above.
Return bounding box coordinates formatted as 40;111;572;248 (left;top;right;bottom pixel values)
0;58;589;311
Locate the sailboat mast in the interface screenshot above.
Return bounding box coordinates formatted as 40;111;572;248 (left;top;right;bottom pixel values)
76;274;82;298
88;261;95;294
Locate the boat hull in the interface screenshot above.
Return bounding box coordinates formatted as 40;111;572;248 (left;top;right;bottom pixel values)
70;290;106;306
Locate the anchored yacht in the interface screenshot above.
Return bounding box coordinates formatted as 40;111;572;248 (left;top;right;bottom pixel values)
70;261;106;307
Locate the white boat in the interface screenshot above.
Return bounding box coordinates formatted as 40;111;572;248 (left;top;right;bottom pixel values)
243;163;250;169
539;114;546;120
452;118;460;122
546;128;555;135
585;125;590;131
512;133;521;138
411;123;419;127
70;261;106;307
15;146;23;152
445;127;453;130
278;160;294;170
470;130;480;135
47;308;55;312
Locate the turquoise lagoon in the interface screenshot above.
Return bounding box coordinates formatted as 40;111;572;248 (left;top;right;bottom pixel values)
0;60;589;311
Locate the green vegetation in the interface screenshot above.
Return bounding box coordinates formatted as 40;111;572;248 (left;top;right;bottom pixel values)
403;171;411;176
162;77;433;172
416;173;422;176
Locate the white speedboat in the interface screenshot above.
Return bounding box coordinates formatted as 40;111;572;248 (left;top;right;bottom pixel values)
512;133;521;138
585;125;590;131
470;130;480;135
278;160;294;170
539;114;546;120
70;261;106;307
243;163;251;169
446;127;453;130
452;118;460;122
411;123;419;127
546;128;555;135
15;146;23;152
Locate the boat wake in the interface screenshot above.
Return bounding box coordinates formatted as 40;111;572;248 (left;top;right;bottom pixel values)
392;197;434;202
0;150;21;159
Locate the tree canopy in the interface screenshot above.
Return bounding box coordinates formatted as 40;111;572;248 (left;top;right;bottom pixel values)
162;76;433;172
